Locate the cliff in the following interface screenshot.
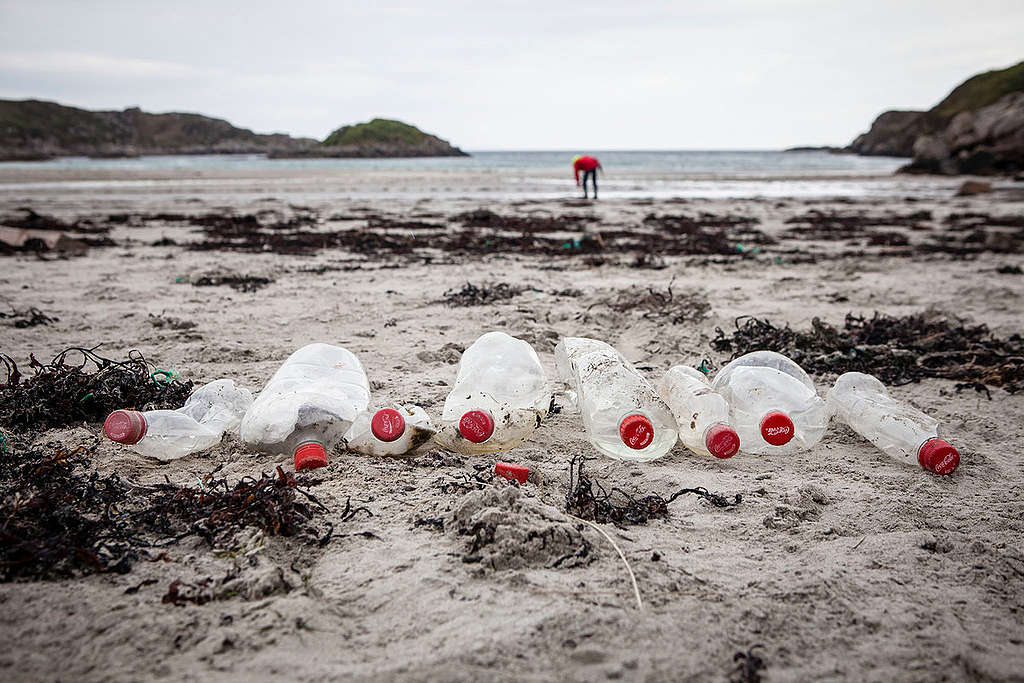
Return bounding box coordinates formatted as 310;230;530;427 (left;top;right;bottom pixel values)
0;100;318;159
848;60;1024;174
0;101;466;160
848;110;935;158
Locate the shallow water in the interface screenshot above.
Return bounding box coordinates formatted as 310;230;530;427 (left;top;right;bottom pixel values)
0;149;969;201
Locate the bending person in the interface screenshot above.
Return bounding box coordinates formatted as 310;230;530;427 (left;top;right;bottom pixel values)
572;154;602;199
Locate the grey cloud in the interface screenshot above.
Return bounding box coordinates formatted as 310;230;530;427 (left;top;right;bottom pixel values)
0;0;1021;148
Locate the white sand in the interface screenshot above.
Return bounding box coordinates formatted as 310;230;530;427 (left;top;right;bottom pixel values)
0;168;1022;682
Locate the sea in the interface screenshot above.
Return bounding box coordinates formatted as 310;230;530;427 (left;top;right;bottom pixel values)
0;150;966;203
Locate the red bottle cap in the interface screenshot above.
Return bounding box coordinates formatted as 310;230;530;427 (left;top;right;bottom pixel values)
104;410;148;445
294;442;328;470
459;410;494;443
918;438;960;475
371;408;406;442
705;424;740;459
760;411;795;446
495;462;530;484
619;414;654;450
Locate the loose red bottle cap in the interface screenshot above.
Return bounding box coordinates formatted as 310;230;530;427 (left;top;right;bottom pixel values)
760;411;795;446
371;408;406;442
705;424;740;459
104;410;147;445
918;438;960;475
495;462;531;484
459;410;494;443
619;414;654;450
294;442;327;470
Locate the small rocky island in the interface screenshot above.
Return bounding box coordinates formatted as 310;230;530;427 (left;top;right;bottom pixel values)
848;60;1023;175
270;118;467;158
0;100;467;160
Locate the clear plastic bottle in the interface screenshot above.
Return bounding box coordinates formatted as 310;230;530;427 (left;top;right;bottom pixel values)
344;404;436;456
555;337;677;461
826;372;960;475
658;365;740;459
435;331;549;454
711;350;827;454
104;379;253;461
240;343;370;469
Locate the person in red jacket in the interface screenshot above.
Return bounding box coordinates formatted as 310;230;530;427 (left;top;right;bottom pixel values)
573;154;602;199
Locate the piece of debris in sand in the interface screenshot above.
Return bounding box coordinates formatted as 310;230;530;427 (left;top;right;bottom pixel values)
0;226;87;255
955;180;992;196
730;645;766;683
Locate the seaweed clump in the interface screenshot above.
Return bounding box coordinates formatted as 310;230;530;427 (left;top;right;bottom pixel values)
442;282;525;307
191;273;274;293
0;306;58;328
0;446;338;581
566;455;739;526
0;446;138;579
711;310;1024;392
131;465;339;548
0;348;194;431
595;279;712;324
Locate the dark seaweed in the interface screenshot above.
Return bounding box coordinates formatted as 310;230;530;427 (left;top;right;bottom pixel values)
192;273;274;293
565;455;739;526
0;445;138;579
132;465;338;548
711;311;1024;392
0;347;194;431
0;445;337;581
593;278;711;324
0;306;58;328
442;282;525;307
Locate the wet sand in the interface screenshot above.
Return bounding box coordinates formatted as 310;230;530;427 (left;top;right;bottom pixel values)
0;169;1023;682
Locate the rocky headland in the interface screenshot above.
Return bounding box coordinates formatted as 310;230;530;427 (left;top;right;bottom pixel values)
848;60;1024;175
0;100;466;160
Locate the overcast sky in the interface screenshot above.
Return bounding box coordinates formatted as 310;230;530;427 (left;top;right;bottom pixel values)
0;0;1021;150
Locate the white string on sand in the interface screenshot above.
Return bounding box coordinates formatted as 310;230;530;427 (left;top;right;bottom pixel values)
565;512;643;611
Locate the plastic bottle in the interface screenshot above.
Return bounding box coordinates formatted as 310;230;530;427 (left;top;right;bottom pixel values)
240;343;370;470
826;372;960;475
434;331;549;454
555;337;677;461
345;404;436;456
711;350;827;454
658;365;740;459
104;379;253;461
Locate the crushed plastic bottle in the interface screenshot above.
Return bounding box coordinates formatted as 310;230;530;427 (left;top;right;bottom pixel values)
104;379;253;461
345;404;436;456
658;365;740;459
434;331;550;454
826;372;960;475
711;350;827;454
240;343;370;470
555;337;677;461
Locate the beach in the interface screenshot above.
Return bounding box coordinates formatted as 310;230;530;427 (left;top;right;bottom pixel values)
1;157;1023;682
